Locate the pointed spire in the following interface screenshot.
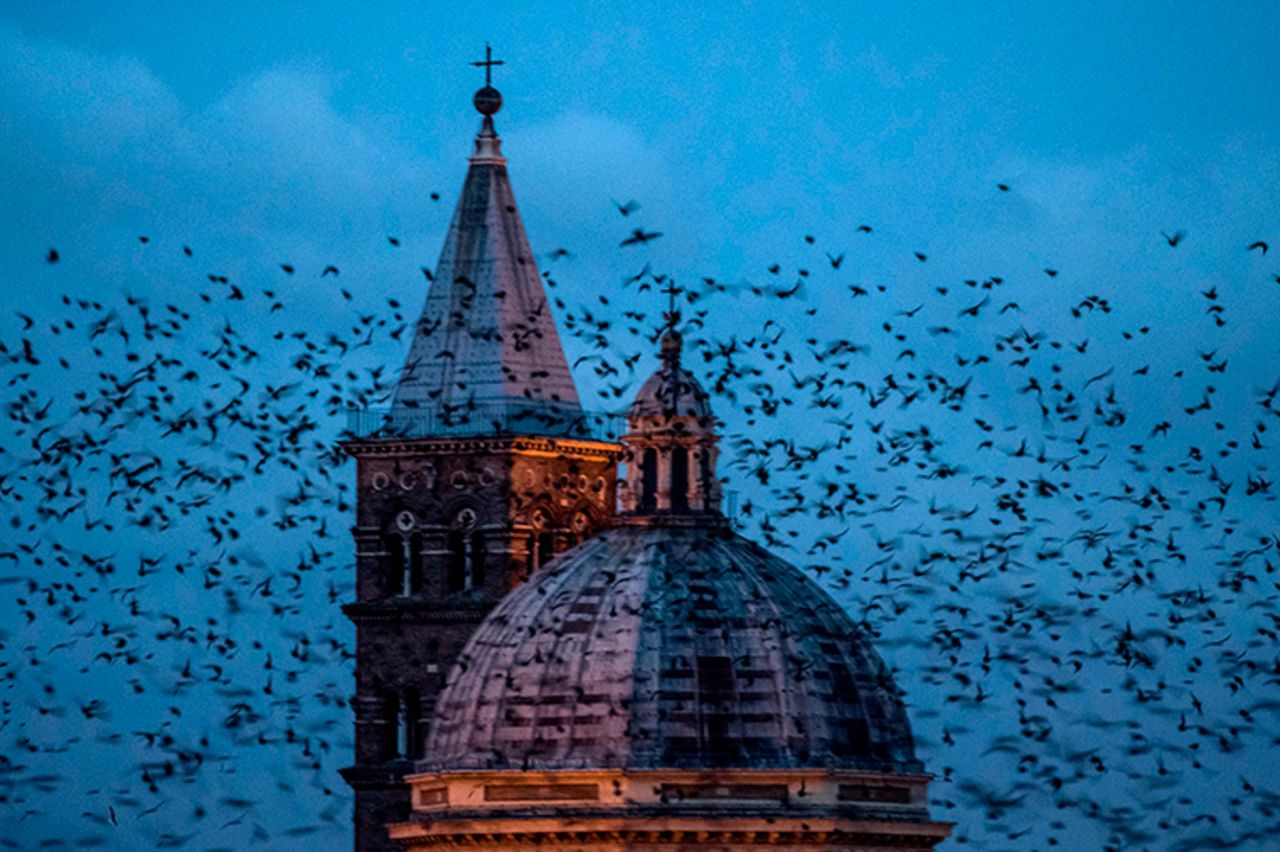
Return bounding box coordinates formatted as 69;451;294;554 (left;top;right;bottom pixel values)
392;64;582;435
471;115;504;164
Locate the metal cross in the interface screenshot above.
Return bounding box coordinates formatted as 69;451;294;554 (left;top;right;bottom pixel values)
661;282;682;327
471;43;504;87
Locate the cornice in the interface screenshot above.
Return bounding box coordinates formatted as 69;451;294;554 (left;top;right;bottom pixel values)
340;434;621;462
340;762;413;790
343;599;496;624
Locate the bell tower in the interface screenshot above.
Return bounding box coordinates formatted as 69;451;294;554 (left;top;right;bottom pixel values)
339;60;619;852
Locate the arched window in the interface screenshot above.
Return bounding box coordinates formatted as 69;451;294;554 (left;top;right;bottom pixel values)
407;533;423;594
447;528;485;593
396;696;410;758
404;690;423;760
447;531;466;593
640;447;658;511
382;691;401;760
384;534;406;596
469;531;486;591
671;446;690;512
526;509;552;575
425;639;441;676
537;531;555;568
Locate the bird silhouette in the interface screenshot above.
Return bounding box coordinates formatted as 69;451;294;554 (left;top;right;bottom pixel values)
4;155;1278;852
620;228;663;247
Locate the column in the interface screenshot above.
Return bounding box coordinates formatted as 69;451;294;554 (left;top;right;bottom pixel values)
655;447;671;511
689;445;704;511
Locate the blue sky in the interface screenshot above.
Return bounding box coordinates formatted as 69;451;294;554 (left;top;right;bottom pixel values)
4;1;1278;406
5;2;1278;285
2;3;1280;850
4;2;1278;391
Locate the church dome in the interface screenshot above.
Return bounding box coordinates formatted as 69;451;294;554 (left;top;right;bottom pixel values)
627;330;714;423
369;84;949;852
422;521;922;775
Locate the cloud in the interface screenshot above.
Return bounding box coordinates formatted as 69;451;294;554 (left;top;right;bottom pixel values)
0;22;688;286
509;110;690;261
0;23;181;158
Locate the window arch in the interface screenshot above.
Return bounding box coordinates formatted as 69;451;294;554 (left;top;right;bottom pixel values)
469;530;486;590
406;533;423;595
384;533;405;595
446;507;484;593
381;688;424;761
405;690;423;760
525;508;558;574
425;639;441;675
382;690;401;760
447;530;466;592
671;446;690;512
640;447;658;511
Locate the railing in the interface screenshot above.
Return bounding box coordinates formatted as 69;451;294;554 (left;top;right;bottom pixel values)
345;403;625;442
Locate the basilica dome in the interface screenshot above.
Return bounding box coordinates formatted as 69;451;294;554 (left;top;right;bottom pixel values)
393;324;947;849
421;520;922;775
422;322;920;777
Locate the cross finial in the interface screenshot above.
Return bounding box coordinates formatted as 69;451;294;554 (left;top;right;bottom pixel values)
658;281;684;367
471;42;504;87
660;281;682;331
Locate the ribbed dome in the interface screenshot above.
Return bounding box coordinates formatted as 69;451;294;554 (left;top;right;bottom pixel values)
422;522;921;774
627;331;713;422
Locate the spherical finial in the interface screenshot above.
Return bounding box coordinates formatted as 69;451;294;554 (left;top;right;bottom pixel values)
473;85;502;116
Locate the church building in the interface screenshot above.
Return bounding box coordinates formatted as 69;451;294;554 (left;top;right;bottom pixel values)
342;58;952;851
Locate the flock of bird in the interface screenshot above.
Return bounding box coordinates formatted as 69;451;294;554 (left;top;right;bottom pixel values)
0;182;1278;852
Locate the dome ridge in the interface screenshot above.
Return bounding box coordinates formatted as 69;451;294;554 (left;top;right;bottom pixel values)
422;524;922;775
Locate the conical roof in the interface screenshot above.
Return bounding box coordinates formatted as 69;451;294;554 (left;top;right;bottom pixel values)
392;109;581;431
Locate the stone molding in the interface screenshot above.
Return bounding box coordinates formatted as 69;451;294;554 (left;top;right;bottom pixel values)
343;435;621;463
388;768;952;849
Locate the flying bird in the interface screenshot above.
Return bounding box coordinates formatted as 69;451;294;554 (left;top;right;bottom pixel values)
621;228;663;247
